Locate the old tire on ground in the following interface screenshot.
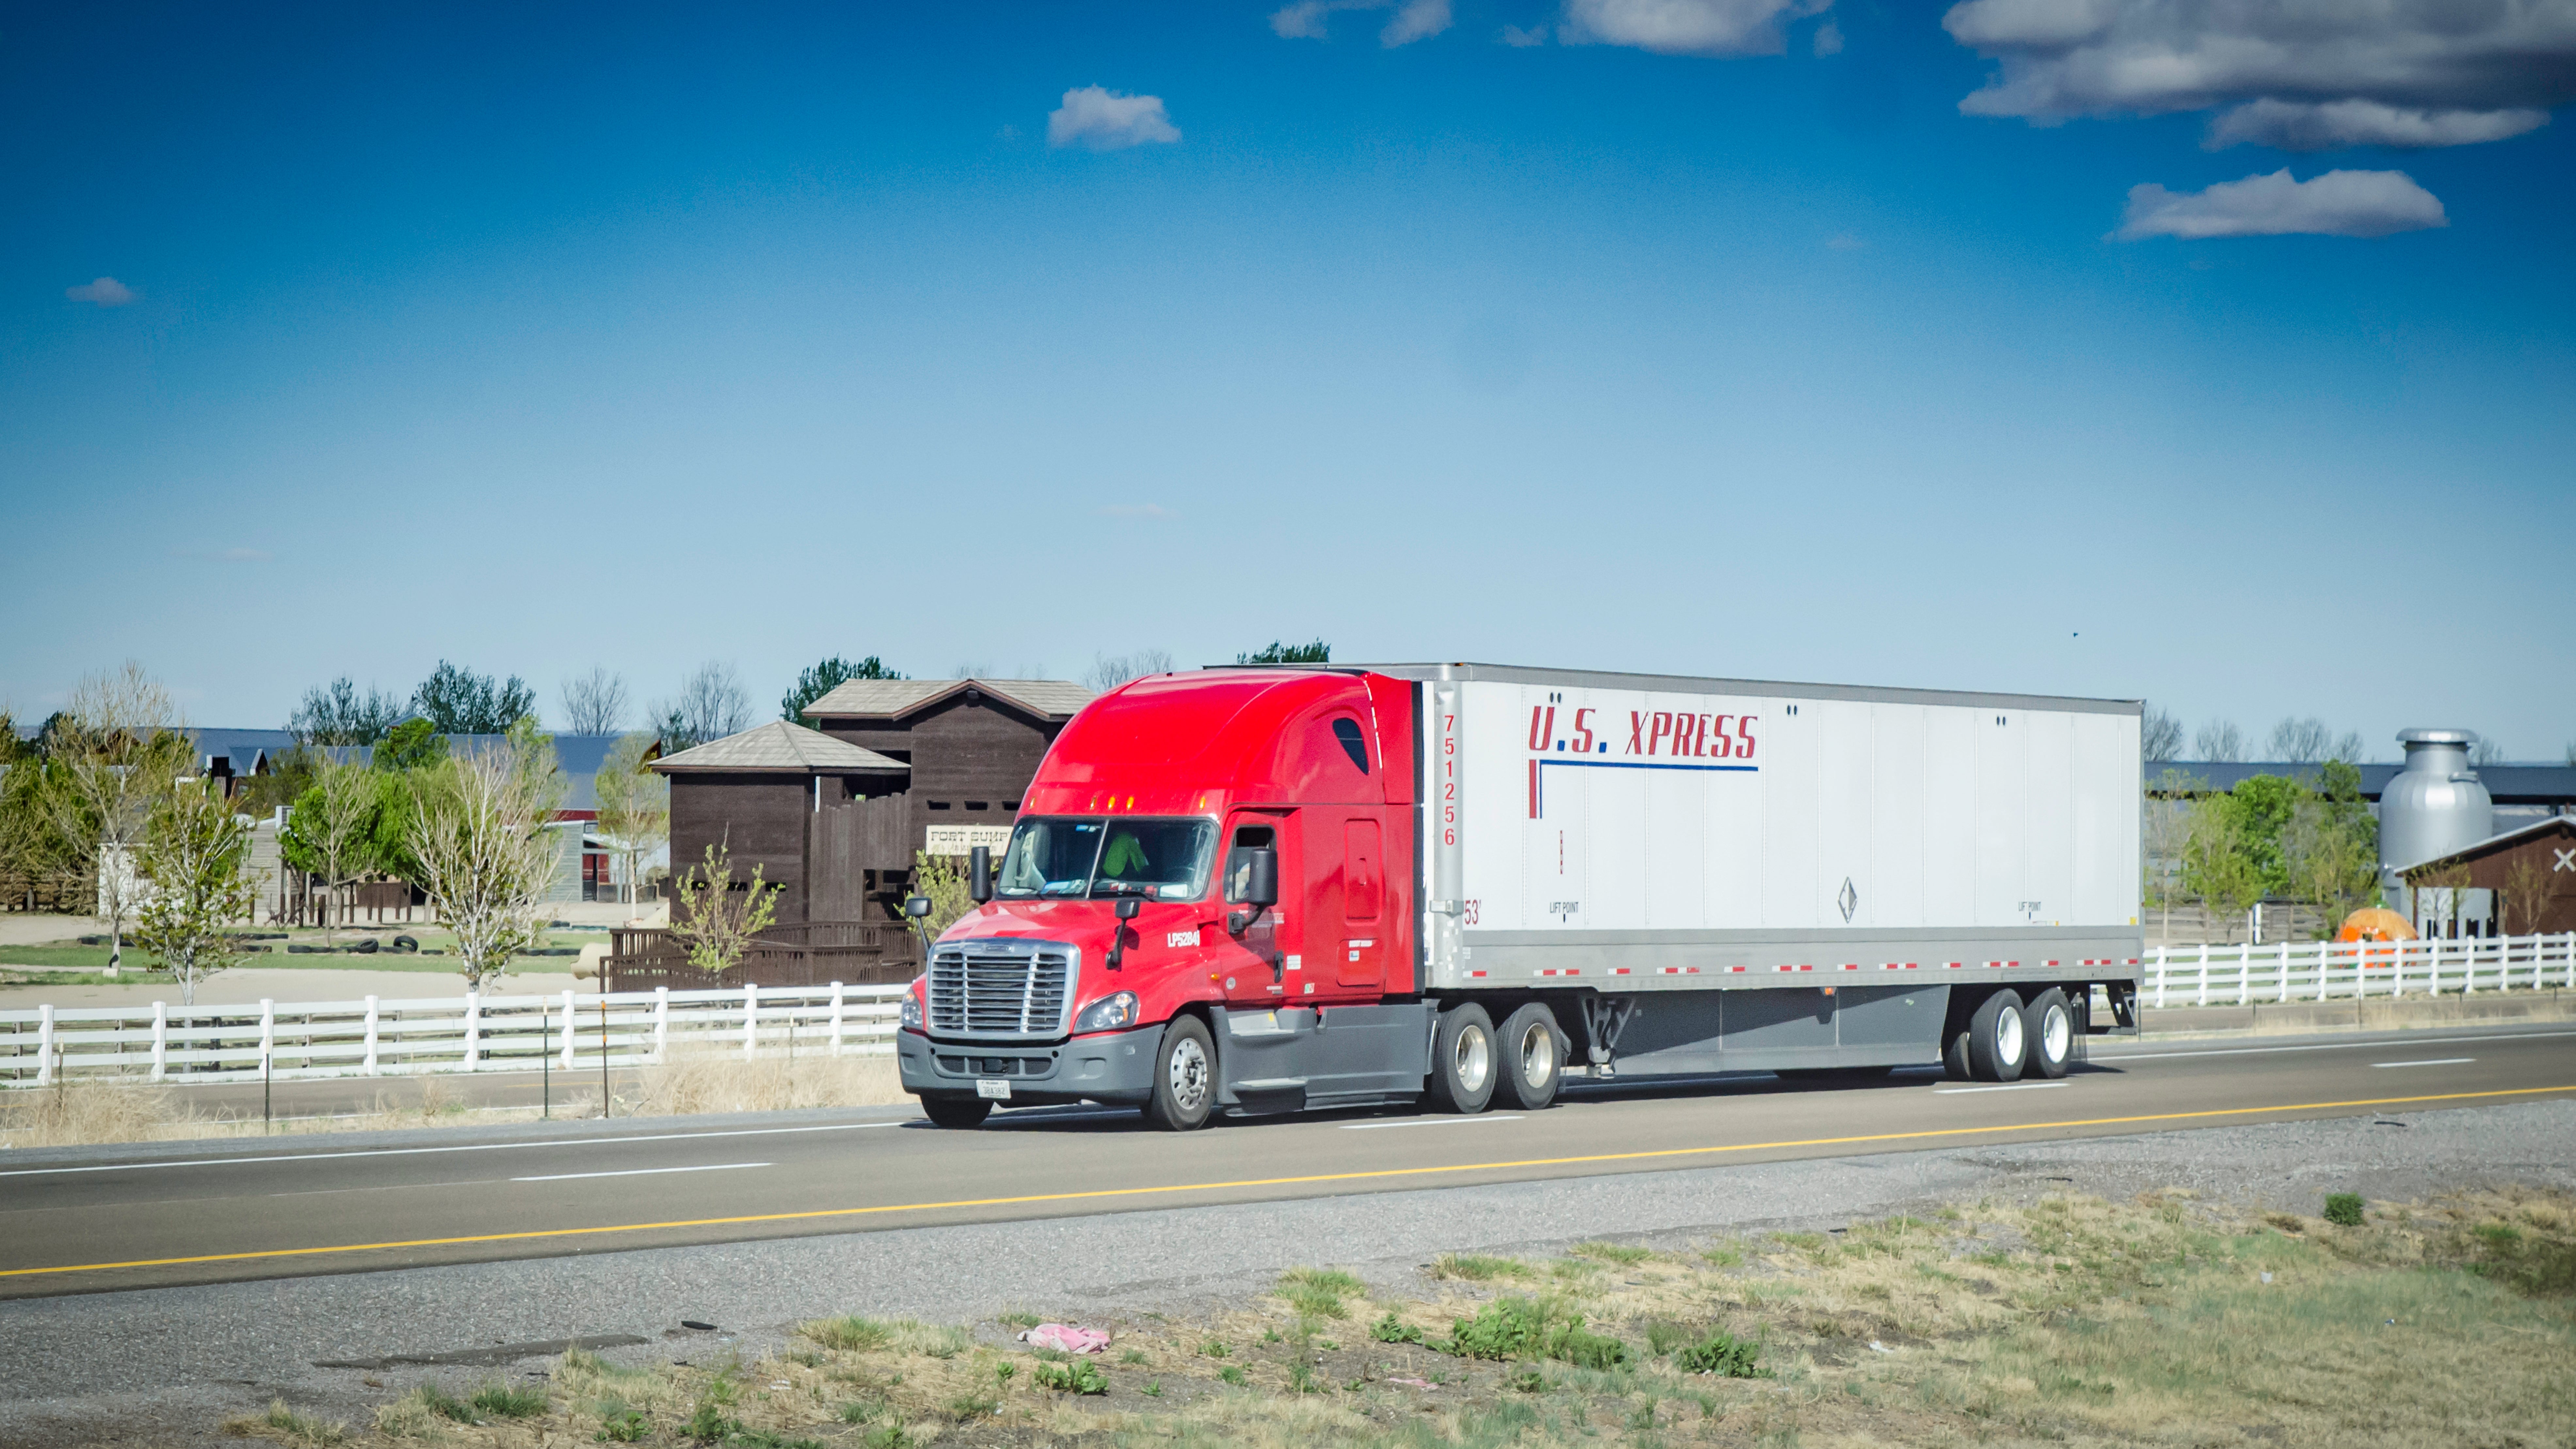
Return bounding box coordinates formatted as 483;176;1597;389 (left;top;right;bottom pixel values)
1492;1003;1564;1111
2023;988;2074;1079
1144;1014;1217;1132
920;1095;992;1129
1967;989;2028;1083
1425;1002;1498;1115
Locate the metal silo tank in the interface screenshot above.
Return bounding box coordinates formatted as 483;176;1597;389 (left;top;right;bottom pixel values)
2378;728;2495;886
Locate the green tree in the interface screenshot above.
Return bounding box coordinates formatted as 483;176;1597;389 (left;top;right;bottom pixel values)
907;848;977;946
374;717;449;772
288;678;404;745
591;732;669;905
782;656;902;721
135;780;258;1007
37;664;194;973
2283;759;2378;935
409;719;566;991
236;744;320;820
2224;773;2309;897
279;758;386;938
1238;639;1331;665
2181;794;2265;943
667;840;780;974
411;661;538;735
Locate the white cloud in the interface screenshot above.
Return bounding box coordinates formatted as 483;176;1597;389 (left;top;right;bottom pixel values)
1382;0;1453;45
1272;0;1452;45
1500;23;1550;45
1047;87;1182;151
2113;168;2448;241
1943;0;2576;150
1560;0;1830;57
1811;18;1843;55
2207;99;2551;152
65;276;136;307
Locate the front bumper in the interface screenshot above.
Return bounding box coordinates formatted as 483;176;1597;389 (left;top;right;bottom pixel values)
898;1022;1162;1107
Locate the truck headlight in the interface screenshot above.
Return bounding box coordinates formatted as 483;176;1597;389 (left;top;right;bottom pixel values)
1072;990;1139;1034
901;981;924;1031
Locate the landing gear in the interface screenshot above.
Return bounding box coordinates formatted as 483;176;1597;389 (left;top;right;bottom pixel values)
1493;1003;1564;1111
1426;1002;1497;1115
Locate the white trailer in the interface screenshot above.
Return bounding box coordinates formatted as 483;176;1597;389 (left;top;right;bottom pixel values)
1377;663;2145;1083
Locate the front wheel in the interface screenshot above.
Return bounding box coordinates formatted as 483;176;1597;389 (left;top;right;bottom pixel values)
920;1095;992;1129
1425;1003;1497;1115
1492;1003;1564;1111
1143;1015;1216;1131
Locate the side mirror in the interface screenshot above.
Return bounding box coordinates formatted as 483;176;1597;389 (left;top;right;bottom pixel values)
1115;896;1142;921
1225;847;1279;908
904;895;933;920
969;845;993;905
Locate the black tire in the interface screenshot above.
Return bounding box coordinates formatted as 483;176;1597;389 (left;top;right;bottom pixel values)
1966;990;2028;1083
920;1095;992;1129
2023;989;2073;1079
1424;1003;1498;1115
1143;1015;1216;1132
1943;1029;1973;1081
1492;1004;1564;1111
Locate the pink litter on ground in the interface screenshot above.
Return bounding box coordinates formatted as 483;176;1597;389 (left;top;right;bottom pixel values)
1388;1377;1436;1389
1018;1324;1112;1354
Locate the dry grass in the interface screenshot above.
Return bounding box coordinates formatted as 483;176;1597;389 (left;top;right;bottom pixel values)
256;1183;2576;1448
623;1051;906;1117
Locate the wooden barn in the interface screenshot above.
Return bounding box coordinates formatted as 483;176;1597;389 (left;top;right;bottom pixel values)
650;720;910;926
2402;816;2576;936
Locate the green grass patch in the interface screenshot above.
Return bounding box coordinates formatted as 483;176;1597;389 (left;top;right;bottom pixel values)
1569;1240;1653;1265
799;1315;894;1352
1430;1252;1533;1281
1442;1296;1629;1369
467;1382;548;1419
2325;1193;2366;1227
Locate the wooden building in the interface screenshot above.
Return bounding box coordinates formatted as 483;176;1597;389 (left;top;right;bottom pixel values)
651;720;910;925
2402;816;2576;936
800;677;1094;916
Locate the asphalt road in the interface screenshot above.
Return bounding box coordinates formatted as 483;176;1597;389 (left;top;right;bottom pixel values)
6;1022;2572;1302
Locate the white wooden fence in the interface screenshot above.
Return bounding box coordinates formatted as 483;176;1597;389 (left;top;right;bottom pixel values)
2147;931;2576;1009
1;983;908;1088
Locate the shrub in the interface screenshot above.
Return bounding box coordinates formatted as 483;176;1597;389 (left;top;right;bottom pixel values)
1443;1296;1629;1369
2324;1193;2366;1227
1371;1311;1425;1344
1672;1330;1765;1378
1033;1359;1109;1395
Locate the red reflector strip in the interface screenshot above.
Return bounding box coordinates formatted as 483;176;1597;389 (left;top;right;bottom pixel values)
1728;966;1747;973
1655;966;1701;975
1468;970;1488;978
1612;968;1631;975
1538;968;1582;977
1840;963;1861;971
2044;959;2061;967
1946;962;1964;969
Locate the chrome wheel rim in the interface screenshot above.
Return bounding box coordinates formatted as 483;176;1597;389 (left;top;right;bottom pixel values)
1168;1035;1209;1113
1517;1022;1555;1087
2043;1003;2071;1062
1454;1024;1492;1095
1996;1008;2025;1066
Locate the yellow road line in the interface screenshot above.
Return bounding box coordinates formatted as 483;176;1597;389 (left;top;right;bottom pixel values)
8;1083;2570;1280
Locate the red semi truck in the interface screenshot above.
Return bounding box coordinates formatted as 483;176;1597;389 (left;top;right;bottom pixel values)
896;663;2145;1130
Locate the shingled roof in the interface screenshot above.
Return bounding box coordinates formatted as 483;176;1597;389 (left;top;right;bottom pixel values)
651;720;910;774
800;677;1095;721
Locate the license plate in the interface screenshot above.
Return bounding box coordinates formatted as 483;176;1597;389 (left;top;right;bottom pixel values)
976;1078;1013;1100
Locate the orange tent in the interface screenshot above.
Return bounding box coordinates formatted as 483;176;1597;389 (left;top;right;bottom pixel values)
2337;907;2416;966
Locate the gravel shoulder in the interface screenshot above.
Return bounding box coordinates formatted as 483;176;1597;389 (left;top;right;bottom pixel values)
4;1095;2571;1447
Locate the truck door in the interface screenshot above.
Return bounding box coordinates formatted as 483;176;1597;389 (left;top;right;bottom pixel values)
1338;817;1383;990
1221;814;1302;1006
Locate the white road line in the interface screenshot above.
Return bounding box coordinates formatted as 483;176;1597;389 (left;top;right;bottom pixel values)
0;1120;902;1179
1934;1082;2069;1095
2093;1029;2576;1065
1340;1115;1528;1130
511;1162;772;1183
2373;1058;2475;1069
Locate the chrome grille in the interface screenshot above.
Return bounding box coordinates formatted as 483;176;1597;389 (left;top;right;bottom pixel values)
927;942;1075;1040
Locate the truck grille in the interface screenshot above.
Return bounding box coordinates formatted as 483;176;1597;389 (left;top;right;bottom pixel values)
927;942;1075;1039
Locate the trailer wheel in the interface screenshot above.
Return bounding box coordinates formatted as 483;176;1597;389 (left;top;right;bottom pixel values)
2023;989;2073;1079
1141;1015;1217;1131
1943;1029;1973;1081
1426;1003;1498;1115
1966;990;2027;1083
920;1095;992;1129
1493;1004;1564;1111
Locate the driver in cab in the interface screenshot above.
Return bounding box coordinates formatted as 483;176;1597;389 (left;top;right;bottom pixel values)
1099;827;1152;888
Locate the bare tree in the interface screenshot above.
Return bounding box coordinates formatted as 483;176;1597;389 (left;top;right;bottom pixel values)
667;840;779;974
2502;856;2553;937
2330;730;2367;763
2267;716;2333;763
289;678;404;745
135;780;258;1007
2141;769;2202;941
2141;706;2182;763
561;668;630;735
652;662;752;749
38;664;191;974
1085;649;1175;693
949;662;995;680
2191;719;2245;763
410;723;567;991
2470;736;2505;766
592;732;668;906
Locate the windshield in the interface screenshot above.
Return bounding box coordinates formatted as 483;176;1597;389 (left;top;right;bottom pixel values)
995;817;1219;901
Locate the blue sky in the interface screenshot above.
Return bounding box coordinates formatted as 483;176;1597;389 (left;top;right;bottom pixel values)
5;1;2571;760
